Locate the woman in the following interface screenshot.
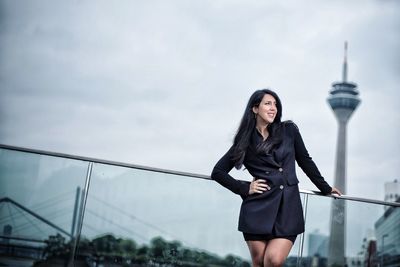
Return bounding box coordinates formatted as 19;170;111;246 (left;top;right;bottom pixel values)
211;89;341;267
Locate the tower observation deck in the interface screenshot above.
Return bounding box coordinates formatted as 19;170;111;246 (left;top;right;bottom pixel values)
327;42;361;121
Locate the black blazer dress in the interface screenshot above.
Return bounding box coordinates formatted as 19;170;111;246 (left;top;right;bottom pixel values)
211;121;332;236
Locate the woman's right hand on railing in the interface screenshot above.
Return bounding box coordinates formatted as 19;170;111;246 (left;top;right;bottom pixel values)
249;179;271;195
330;187;342;196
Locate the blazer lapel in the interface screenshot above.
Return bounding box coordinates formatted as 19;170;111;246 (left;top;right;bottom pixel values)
249;127;284;168
260;153;282;168
248;145;282;168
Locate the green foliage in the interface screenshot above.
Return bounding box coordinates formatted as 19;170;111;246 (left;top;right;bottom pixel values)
223;254;251;267
42;233;71;258
91;234;138;258
41;233;250;266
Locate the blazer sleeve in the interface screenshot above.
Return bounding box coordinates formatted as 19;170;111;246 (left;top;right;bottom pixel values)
291;123;332;195
211;145;250;198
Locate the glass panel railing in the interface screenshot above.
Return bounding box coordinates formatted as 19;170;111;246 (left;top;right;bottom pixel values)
0;148;89;266
300;193;400;267
75;162;253;266
1;145;399;266
288;193;306;265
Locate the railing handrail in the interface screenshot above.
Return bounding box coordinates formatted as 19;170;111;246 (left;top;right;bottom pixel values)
1;143;399;208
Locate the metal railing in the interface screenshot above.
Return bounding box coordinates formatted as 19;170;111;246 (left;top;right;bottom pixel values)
1;143;399;208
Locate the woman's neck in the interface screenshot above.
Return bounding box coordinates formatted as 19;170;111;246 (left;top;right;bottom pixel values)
256;122;269;140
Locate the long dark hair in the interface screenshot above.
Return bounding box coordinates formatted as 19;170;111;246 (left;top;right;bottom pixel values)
232;89;283;169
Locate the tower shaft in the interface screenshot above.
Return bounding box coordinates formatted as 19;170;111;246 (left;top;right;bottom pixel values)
327;116;348;266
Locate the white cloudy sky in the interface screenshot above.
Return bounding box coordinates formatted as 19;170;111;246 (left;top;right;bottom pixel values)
1;0;399;201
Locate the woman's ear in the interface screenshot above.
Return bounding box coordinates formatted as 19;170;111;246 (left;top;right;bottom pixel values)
252;106;258;115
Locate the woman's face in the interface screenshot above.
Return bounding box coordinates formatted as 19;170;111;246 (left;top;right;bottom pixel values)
253;94;277;124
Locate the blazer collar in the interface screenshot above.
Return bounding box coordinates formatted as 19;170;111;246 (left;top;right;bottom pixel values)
250;128;282;168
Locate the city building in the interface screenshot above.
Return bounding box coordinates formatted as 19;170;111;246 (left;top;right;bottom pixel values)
384;180;400;210
308;229;328;258
375;196;400;266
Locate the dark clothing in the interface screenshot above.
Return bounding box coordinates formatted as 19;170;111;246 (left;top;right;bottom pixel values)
211;121;332;236
242;232;297;244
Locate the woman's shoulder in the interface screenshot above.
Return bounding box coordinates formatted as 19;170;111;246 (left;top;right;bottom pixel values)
281;120;299;131
281;120;301;138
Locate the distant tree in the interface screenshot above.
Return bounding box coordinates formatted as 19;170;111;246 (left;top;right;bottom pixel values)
92;234;118;253
42;233;70;258
182;248;195;261
119;238;137;257
136;244;149;256
223;254;250;267
165;240;182;263
134;244;149;264
75;236;93;256
149;236;168;258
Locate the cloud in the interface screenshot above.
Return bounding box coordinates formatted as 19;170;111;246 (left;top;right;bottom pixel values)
1;0;399;200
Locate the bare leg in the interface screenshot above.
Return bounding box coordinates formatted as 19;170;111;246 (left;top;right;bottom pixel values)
246;240;268;267
263;238;293;267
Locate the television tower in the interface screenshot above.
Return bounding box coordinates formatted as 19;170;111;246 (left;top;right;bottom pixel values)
327;42;361;266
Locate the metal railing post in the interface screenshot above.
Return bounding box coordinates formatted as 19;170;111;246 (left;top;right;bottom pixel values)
68;162;93;267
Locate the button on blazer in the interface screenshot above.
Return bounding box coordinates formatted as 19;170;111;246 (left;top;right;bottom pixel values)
211;121;332;236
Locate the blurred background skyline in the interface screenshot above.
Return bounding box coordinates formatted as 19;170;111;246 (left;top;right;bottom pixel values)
1;0;399;201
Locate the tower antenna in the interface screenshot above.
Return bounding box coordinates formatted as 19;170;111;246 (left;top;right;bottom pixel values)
342;41;348;82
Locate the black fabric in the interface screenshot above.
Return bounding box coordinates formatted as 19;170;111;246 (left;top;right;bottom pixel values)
210;145;251;198
211;121;332;236
243;232;297;244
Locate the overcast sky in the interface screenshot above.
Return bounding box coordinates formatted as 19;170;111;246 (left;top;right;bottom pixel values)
1;0;399;201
